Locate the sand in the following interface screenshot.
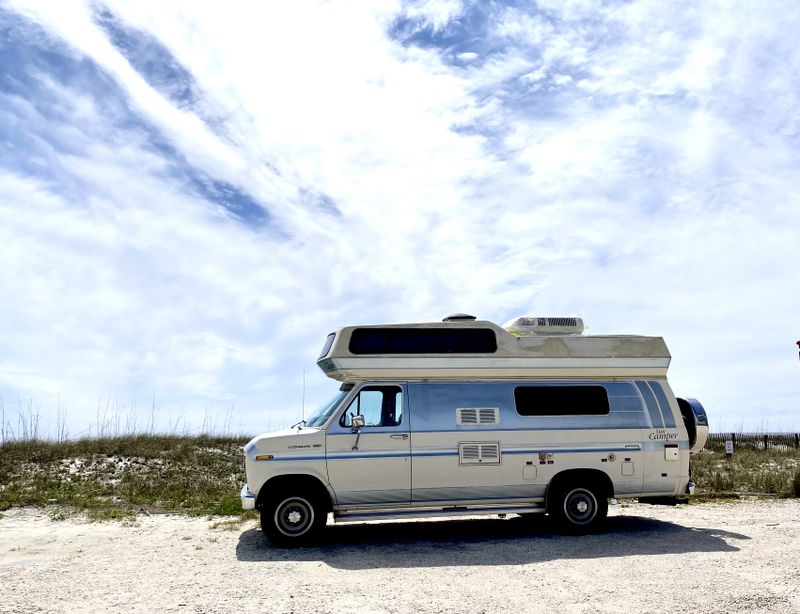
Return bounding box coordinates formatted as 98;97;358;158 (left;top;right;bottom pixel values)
1;499;798;613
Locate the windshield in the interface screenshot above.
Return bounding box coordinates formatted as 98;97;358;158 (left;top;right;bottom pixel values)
305;384;353;428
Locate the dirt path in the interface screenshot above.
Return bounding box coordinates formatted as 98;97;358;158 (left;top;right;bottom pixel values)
1;500;798;614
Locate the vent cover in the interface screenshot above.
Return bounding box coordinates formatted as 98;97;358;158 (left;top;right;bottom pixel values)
456;407;499;426
546;317;578;327
503;316;584;336
459;442;501;465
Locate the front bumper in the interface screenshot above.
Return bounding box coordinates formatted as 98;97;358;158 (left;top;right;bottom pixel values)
240;484;256;511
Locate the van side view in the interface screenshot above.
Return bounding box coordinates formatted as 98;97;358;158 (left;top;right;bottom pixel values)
241;315;709;547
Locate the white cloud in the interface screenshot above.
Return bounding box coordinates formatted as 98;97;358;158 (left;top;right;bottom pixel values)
402;0;465;31
1;0;799;436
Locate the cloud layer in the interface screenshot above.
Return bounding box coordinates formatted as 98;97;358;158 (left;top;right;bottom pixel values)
1;0;798;436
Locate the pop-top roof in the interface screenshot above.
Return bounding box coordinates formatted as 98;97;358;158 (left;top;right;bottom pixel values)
316;317;670;382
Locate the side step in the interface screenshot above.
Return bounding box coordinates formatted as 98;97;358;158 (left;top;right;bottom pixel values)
333;504;545;523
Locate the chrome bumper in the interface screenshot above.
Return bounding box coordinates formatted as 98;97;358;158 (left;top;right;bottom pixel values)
240;484;256;510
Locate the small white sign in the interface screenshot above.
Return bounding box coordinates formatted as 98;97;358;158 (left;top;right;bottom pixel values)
725;440;734;455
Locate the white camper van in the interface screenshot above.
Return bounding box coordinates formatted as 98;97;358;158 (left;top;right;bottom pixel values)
241;315;709;547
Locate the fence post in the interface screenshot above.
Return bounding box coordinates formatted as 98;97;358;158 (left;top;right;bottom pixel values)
795;433;799;449
763;434;769;450
731;432;736;450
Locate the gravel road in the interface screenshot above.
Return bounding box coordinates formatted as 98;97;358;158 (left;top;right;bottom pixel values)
1;500;798;614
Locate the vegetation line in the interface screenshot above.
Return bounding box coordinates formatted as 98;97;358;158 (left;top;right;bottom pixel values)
0;435;252;520
1;435;798;521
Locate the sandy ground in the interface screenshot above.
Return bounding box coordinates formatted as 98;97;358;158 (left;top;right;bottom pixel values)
1;500;798;614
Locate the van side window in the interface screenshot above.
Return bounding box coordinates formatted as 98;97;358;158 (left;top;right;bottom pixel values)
636;381;664;428
514;385;610;416
648;381;677;428
340;386;403;427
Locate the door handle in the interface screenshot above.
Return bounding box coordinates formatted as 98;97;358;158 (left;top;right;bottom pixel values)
390;434;409;440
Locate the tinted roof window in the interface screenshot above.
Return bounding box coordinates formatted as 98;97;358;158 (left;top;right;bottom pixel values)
318;333;336;359
514;385;610;416
349;328;497;354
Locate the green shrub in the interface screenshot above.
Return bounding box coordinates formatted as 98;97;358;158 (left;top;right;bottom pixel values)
0;435;251;517
691;448;800;497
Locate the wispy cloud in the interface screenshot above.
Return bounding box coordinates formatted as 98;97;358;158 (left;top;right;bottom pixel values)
1;1;798;435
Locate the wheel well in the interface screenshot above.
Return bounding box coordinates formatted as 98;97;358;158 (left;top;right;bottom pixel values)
546;469;614;504
256;474;332;512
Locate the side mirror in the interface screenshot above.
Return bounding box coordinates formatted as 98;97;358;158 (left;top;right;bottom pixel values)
351;414;365;430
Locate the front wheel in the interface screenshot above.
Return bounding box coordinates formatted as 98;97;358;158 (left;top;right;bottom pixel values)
548;483;608;534
261;493;326;548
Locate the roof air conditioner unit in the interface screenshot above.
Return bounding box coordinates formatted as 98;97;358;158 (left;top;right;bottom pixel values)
503;316;584;336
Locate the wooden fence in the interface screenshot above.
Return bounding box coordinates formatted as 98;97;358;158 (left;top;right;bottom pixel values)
705;432;800;452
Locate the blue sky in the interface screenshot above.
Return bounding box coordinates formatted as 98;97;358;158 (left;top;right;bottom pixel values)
1;0;798;437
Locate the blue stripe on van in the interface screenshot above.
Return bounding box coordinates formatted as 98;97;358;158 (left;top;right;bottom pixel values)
258;445;644;462
409;426;643;434
503;446;640;455
412;451;458;457
327;453;409;460
256;455;324;462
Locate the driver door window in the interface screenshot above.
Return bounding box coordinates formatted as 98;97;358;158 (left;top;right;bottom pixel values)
340;386;403;428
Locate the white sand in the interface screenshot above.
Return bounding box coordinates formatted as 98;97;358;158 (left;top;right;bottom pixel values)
1;500;798;614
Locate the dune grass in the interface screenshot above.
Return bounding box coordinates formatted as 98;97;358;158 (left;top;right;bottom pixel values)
0;435;251;520
1;435;798;520
690;447;800;497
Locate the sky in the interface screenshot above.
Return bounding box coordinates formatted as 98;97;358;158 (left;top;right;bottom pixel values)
1;0;799;439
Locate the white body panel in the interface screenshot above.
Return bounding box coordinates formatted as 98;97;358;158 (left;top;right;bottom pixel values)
322;358;668;380
243;378;693;520
326;419;411;506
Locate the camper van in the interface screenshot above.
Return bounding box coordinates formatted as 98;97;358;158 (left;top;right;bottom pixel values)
241;315;709;547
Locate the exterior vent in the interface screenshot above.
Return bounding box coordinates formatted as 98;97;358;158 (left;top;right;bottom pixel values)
459;442;501;465
457;408;478;425
443;313;477;321
456;407;499;426
478;407;499;424
503;315;584;336
547;317;578;327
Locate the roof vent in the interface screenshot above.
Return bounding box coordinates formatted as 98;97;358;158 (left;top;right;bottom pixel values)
443;313;477;322
503;316;584;336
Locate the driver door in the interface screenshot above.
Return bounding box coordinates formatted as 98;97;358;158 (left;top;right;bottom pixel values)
326;384;411;506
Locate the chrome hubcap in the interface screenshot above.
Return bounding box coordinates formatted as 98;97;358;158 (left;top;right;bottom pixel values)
287;511;302;524
576;501;589;513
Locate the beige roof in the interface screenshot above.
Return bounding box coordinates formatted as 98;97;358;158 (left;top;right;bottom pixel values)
317;320;671;381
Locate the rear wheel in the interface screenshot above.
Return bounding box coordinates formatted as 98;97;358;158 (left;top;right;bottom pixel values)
261;493;326;548
548;482;608;534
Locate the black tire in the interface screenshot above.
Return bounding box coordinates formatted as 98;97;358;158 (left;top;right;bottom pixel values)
547;482;608;534
261;493;326;548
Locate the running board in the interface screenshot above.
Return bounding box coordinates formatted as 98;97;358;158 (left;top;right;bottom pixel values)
333;504;545;523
